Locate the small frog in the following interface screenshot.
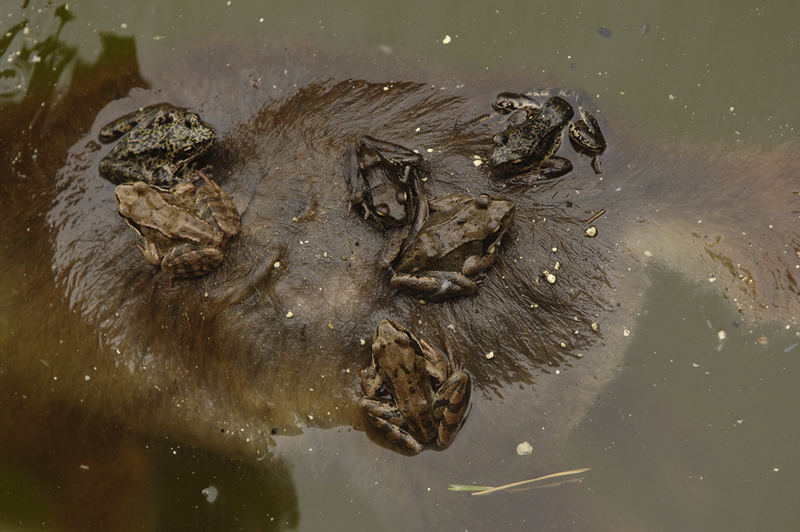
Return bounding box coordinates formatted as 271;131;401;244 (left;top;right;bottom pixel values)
492;89;606;178
389;192;515;300
99;104;216;186
114;172;240;279
359;319;471;455
344;136;425;229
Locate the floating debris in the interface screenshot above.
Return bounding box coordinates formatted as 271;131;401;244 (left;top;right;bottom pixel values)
442;35;452;44
516;441;533;455
202;486;218;503
717;330;726;341
591;322;600;332
449;467;591;495
597;26;612;38
485;351;495;360
584;209;606;226
584;226;597;238
286;311;294;318
542;270;556;284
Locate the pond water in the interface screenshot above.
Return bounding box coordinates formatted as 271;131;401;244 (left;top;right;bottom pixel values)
1;1;798;531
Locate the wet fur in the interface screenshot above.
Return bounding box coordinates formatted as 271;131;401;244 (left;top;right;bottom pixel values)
1;38;798;488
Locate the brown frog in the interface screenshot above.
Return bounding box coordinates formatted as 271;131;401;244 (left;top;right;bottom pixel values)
114;172;240;278
389;193;515;300
360;319;471;455
344;136;425;229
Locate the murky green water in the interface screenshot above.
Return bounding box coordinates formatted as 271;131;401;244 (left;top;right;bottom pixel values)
1;1;798;530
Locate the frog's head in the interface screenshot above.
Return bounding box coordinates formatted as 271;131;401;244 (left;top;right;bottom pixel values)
168;110;216;165
476;194;515;247
489;134;535;176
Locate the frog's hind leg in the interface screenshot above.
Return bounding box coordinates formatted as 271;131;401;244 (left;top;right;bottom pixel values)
433;370;471;449
359;397;423;455
195;171;241;238
161;244;223;278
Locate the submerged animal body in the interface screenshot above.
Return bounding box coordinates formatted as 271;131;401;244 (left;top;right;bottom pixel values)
0;41;798;529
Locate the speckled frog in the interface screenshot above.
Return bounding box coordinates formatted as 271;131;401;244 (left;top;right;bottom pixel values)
389;192;515;300
99;104;216;186
360;319;471;455
114;172;240;279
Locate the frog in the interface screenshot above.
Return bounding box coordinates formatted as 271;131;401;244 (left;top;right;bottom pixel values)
359;319;471;455
99;103;216;187
491;90;607;175
344;135;425;229
489;95;575;179
389;192;515;301
114;172;240;279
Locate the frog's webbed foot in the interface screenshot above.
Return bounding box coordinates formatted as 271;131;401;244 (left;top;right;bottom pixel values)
359;397;423;455
390;271;477;301
433;370;471;448
137;240;163;267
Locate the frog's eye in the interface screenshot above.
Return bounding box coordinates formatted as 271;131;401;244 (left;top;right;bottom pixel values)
184;116;197;128
394;334;410;348
395;191;407;205
512;159;523;166
475;195;490;209
374;204;389;217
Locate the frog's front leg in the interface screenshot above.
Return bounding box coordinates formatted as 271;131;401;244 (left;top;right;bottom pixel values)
433;370;471;448
390;271;476;301
568;108;606;174
359;397;424;455
161;243;224;278
360;362;384;397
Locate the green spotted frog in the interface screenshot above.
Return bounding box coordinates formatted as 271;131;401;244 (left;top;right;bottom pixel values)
114;172;240;278
390;192;515;300
360;319;471;455
344;136;425;229
99;104;216;186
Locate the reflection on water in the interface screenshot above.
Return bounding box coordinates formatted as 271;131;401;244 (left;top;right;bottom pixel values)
1;1;798;531
567;266;800;531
